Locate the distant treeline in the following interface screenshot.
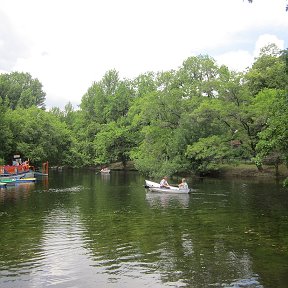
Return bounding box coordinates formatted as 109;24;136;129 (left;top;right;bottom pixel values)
0;44;287;180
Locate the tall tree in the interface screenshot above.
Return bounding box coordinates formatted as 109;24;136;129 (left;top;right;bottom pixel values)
93;121;134;167
0;99;13;161
129;71;192;176
0;72;46;109
78;70;136;166
8;106;72;166
245;44;287;96
177;55;221;98
256;89;288;175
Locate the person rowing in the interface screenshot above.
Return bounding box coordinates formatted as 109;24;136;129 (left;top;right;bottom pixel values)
178;178;189;190
160;176;170;189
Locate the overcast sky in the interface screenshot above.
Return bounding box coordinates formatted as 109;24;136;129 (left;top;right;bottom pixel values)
1;0;287;109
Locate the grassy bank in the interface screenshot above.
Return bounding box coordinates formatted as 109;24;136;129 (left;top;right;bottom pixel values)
218;163;288;178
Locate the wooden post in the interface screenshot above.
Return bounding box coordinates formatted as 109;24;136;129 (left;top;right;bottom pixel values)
42;161;49;175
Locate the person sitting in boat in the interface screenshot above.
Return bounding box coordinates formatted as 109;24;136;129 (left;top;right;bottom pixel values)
160;176;170;189
179;178;188;190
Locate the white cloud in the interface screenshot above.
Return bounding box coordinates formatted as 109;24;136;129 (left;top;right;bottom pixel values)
215;34;285;72
0;0;287;109
215;50;254;72
0;10;30;71
253;34;285;57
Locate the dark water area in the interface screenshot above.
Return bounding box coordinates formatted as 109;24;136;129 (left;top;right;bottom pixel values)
0;170;287;287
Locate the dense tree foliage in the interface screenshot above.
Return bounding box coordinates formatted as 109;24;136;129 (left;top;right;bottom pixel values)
6;106;73;166
0;72;46;110
0;98;13;162
0;45;287;181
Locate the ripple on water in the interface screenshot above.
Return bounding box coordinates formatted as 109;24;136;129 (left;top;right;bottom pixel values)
45;186;84;193
0;172;285;288
212;276;263;288
145;192;191;208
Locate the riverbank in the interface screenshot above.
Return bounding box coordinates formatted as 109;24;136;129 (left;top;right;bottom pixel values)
108;162;288;179
218;163;288;178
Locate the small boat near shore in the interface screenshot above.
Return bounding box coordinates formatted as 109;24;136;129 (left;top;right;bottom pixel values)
0;179;16;185
0;177;36;185
16;177;37;183
1;156;35;181
145;180;191;194
1;156;49;181
0;169;34;181
100;168;110;174
0;182;7;188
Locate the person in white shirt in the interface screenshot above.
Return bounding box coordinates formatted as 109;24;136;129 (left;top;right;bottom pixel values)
178;178;189;190
160;176;170;188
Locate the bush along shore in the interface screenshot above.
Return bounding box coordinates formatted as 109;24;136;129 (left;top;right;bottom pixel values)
107;162;288;179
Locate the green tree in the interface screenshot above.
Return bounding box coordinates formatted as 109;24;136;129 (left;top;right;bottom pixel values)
256;89;288;176
8;106;72;166
132;72;157;98
0;98;13;161
176;54;221;98
104;79;134;122
186;135;231;174
215;68;266;163
0;72;46;110
129;71;191;176
94;121;134;166
80;69;124;124
78;70;136;166
245;44;287;96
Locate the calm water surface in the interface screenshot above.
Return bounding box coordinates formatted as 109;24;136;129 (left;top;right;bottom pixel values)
0;170;287;288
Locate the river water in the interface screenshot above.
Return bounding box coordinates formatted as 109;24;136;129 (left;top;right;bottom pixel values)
0;170;287;288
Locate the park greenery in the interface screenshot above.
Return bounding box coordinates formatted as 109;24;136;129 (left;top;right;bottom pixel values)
0;44;288;182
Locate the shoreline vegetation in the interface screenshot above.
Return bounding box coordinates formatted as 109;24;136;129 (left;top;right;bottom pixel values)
1;46;288;187
96;161;288;179
217;163;288;179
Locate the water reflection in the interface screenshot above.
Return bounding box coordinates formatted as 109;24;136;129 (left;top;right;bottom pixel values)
100;172;111;182
0;183;35;203
0;170;287;287
145;191;190;208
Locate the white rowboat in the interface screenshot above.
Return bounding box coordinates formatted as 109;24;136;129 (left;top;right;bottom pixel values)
100;168;110;174
145;180;191;194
